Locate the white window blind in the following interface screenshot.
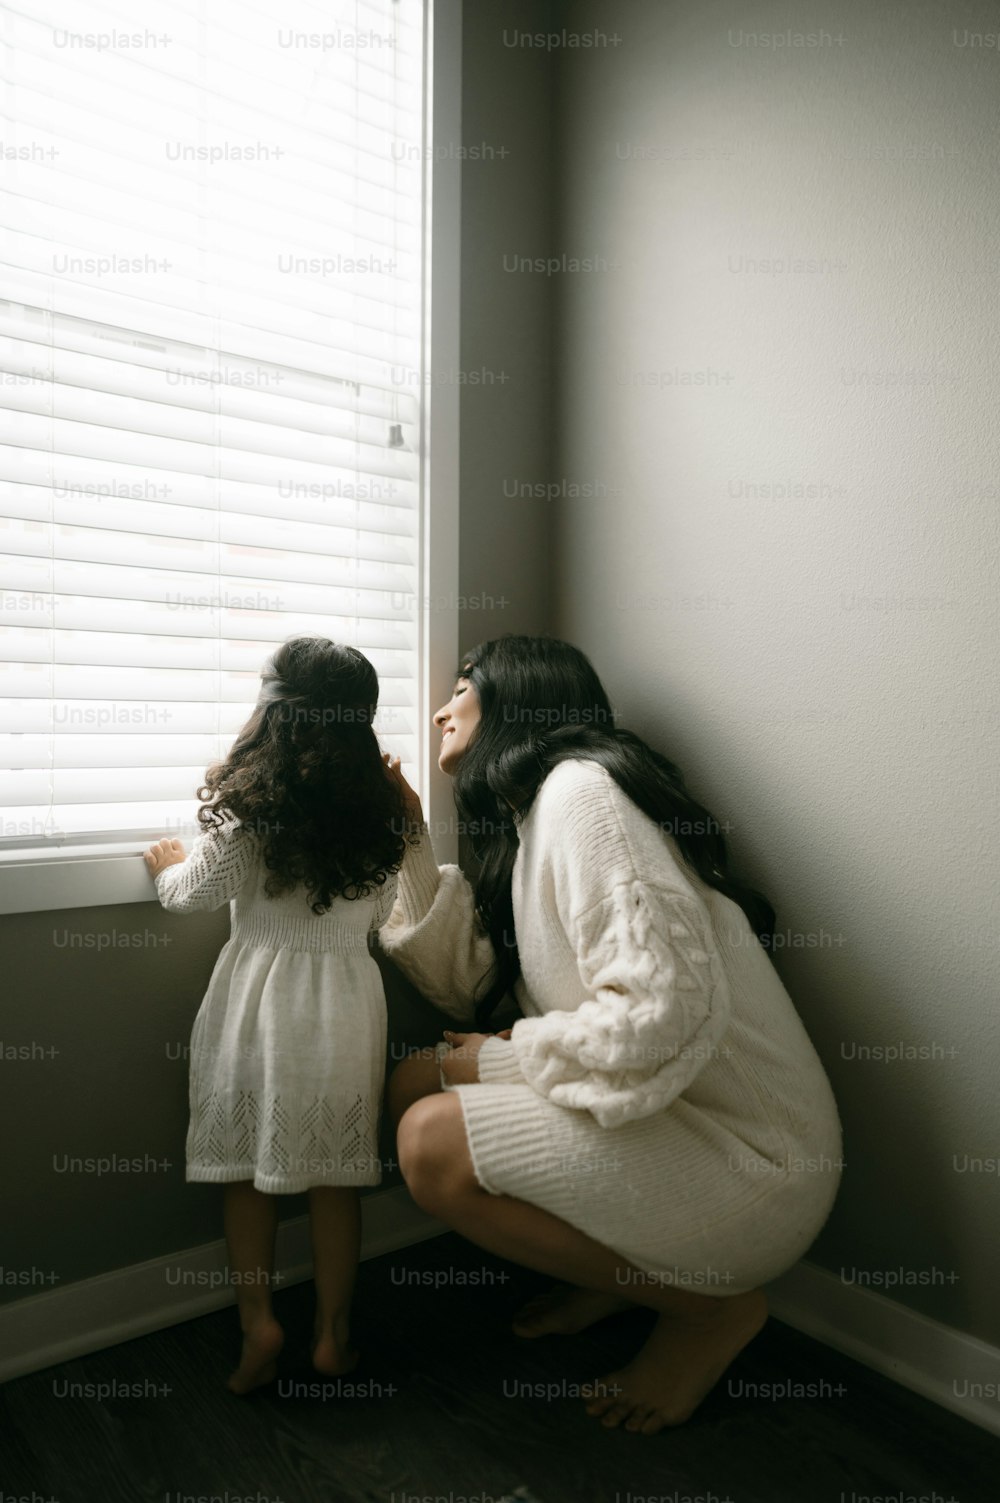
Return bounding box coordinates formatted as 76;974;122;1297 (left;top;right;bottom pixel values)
0;0;427;851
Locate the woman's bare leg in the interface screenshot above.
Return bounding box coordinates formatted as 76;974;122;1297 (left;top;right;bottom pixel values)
222;1181;284;1394
397;1093;768;1435
388;1048;445;1127
389;1053;633;1336
511;1283;633;1337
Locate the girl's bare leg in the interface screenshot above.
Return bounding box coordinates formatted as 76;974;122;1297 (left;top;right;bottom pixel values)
397;1093;768;1435
308;1186;362;1377
222;1181;284;1393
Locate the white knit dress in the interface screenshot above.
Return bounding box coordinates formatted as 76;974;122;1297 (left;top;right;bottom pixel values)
379;758;843;1293
155;819;398;1194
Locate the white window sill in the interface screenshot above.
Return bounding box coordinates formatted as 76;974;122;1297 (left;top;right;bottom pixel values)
0;843;161;916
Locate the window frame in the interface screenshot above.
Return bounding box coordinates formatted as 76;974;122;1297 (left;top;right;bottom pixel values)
0;0;461;916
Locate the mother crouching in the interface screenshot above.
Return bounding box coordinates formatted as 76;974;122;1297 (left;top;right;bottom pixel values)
378;635;842;1436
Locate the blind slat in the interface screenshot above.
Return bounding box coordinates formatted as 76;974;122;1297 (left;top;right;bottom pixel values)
1;269;424;384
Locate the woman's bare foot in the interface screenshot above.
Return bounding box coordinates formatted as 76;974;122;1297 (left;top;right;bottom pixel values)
312;1331;360;1379
512;1283;633;1338
583;1288;768;1434
227;1316;284;1395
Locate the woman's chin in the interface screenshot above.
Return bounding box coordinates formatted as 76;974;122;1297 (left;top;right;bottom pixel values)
438;741;462;775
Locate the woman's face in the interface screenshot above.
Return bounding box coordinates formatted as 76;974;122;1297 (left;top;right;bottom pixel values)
433;674;481;773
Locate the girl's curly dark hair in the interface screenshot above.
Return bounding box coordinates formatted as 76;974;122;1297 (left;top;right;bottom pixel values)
198;637;412;914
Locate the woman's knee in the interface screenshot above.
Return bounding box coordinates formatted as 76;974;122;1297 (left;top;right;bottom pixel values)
397;1094;472;1213
387;1048;443;1128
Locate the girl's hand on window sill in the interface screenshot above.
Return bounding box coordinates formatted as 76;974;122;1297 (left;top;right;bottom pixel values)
143;838;187;878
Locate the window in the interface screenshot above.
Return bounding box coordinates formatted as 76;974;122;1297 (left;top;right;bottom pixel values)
0;0;459;910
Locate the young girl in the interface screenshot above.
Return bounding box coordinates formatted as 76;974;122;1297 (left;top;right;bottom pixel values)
144;636;411;1394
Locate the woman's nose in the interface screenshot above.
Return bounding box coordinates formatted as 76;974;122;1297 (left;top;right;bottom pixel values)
433;705;448;727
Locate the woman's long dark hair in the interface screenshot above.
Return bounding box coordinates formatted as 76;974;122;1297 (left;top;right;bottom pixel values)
452;635;777;1023
199;637;411;914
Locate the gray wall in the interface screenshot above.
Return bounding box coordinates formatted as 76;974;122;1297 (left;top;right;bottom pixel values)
0;0;553;1308
458;0;554;651
548;0;999;1343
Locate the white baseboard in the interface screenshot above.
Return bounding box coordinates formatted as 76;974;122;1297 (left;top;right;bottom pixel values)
765;1259;1000;1438
0;1185;445;1386
2;1192;998;1440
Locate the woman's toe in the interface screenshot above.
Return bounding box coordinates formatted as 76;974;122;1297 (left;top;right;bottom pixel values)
582;1382;617;1417
599;1398;633;1428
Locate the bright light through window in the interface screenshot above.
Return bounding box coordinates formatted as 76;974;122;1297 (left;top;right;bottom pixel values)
0;0;428;850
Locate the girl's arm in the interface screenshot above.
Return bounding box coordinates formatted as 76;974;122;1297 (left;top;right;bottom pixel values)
367;871;400;934
377;822;495;1024
147;818;257;913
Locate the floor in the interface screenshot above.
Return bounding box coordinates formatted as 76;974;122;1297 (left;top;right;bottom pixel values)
1;1232;997;1503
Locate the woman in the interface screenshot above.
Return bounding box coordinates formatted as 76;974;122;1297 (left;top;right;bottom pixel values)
379;635;842;1436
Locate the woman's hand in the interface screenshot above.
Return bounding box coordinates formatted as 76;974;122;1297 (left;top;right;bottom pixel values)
439;1030;494;1085
144;838;186;878
383;752;424;823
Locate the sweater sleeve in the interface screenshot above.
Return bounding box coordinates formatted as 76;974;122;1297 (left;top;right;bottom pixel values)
476;879;732;1128
367;871;400;934
376;824;495;1024
153;819;257;913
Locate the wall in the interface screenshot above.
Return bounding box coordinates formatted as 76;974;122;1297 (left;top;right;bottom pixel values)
0;0;554;1307
549;0;1000;1343
457;0;554;653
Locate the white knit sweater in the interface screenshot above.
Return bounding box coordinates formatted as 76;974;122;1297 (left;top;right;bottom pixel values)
380;757;836;1132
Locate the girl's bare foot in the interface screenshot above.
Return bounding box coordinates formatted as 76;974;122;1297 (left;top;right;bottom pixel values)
583;1288;768;1434
227;1316;284;1395
512;1283;633;1338
312;1331;360;1378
